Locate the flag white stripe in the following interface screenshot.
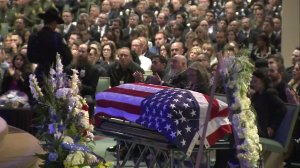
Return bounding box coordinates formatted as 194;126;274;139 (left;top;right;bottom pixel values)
96;92;145;106
95;107;140;122
191;91;209;129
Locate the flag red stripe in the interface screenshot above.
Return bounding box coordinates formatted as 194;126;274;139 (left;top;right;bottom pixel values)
206;124;232;146
203;95;221;120
215;108;230;118
105;87;154;98
96;99;141;115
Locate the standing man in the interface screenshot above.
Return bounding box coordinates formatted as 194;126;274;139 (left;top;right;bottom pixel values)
27;8;72;80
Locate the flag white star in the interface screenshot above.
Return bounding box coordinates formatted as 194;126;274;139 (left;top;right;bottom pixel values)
165;124;171;131
181;139;186;146
178;110;183;115
152;109;156;114
156;103;161;107
183;103;189;108
173;98;179;102
177;130;182;136
148;122;152;127
163;105;167;110
177;94;183;98
180;116;187;122
148;115;152;121
170;104;176;109
146;107;150;113
156;122;159;129
174;119;179;125
185;125;191;133
170;131;176;139
160;110;163;116
191;110;196;117
167;113;172;118
150;102;154;106
187;98;193;102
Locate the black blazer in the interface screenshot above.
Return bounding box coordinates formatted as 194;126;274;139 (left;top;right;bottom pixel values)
58;23;77;41
30;26;72;75
65;63;101;97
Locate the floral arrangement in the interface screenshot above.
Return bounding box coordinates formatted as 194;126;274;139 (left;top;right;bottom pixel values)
29;56;109;168
220;51;262;168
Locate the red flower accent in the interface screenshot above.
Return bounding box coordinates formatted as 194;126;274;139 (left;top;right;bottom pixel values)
82;104;89;111
82;130;88;136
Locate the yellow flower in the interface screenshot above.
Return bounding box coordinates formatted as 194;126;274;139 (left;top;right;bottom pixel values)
65;151;85;166
95;161;114;168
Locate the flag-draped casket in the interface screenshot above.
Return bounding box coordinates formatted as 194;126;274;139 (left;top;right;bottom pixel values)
94;83;231;156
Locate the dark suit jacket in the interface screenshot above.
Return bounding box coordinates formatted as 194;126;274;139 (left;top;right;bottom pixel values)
90;24;110;42
65;63;100;97
58;23;77;41
122;27;131;41
108;61;144;87
162;71;188;89
144;50;156;59
237;29;258;48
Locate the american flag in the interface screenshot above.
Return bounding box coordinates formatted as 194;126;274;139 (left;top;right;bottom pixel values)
94;83;231;156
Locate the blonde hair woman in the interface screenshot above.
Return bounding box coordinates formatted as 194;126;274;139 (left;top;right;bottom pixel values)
187;46;202;63
202;42;217;65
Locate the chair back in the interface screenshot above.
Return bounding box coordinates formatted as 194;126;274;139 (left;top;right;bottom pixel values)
275;104;299;152
96;77;110;93
144;70;153;80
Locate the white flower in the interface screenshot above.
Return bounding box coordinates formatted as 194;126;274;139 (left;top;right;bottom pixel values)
29;74;43;100
55;55;63;74
55;88;73;99
70;69;80;95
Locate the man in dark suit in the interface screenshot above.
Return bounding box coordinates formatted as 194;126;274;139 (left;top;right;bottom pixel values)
122;13;139;42
91;12;110;42
101;0;119;21
58;10;76;41
27;8;72;80
237;17;258;49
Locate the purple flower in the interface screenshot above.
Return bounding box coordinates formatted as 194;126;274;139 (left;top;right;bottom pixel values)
48;152;58;162
48;124;55;134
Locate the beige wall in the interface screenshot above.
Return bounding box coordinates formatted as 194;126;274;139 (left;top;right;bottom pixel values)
282;0;300;67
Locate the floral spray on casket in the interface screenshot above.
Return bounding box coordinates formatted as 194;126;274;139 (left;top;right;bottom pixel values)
219;50;262;168
29;56;109;168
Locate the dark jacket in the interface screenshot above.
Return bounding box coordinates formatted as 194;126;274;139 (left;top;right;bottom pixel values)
28;26;72;77
251;89;286;138
65;63;100;97
108;61;144;87
162;71;188;89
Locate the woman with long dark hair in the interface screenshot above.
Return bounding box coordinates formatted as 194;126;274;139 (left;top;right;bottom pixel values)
1;53;33;96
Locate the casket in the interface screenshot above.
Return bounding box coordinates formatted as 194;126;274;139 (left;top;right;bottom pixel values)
94;83;232;167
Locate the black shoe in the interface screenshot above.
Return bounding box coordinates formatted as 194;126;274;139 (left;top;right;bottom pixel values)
106;145;117;152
